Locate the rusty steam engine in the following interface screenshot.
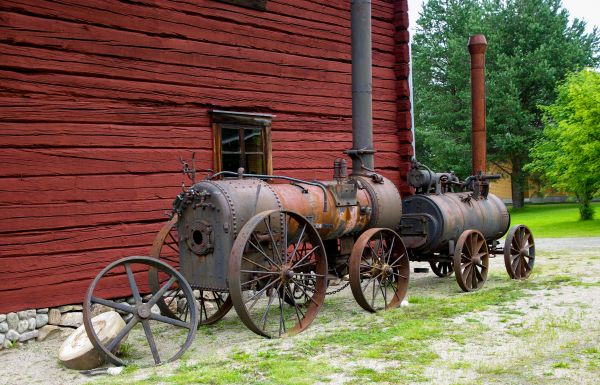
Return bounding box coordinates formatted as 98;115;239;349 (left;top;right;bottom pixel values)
82;1;535;367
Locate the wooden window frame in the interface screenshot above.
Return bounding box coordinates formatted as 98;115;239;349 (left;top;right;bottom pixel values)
211;110;274;175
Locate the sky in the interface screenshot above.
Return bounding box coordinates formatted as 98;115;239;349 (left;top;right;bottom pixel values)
407;0;600;35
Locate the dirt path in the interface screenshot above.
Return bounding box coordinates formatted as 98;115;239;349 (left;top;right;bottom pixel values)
1;237;598;385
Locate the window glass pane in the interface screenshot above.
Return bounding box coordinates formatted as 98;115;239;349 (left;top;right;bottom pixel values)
246;154;264;175
222;127;240;153
222;153;241;173
244;128;263;153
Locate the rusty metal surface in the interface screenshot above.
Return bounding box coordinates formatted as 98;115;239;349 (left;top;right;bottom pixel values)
401;192;509;255
349;228;409;312
149;215;233;325
353;175;403;230
273;180;372;241
468;34;488;176
504;224;535;279
227;210;327;338
452;230;489;292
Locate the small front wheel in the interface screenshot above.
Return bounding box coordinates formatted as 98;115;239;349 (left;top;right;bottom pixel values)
453;230;489;292
504;225;535;279
349;228;410;313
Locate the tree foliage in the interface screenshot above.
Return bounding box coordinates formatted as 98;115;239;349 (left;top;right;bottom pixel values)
412;0;599;207
527;69;600;220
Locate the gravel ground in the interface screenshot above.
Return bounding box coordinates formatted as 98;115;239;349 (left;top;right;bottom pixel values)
0;237;598;385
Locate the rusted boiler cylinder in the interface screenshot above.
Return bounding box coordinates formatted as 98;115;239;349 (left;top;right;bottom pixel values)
401;192;509;255
173;173;401;291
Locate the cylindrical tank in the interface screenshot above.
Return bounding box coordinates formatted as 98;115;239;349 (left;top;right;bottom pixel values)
400;192;509;255
174;174;403;290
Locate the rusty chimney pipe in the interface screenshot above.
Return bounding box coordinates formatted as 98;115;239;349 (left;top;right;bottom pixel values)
468;34;488;176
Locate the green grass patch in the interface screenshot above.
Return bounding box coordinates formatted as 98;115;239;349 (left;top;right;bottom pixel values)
509;202;600;237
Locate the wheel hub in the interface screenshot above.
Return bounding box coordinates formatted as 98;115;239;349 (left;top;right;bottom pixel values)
281;269;295;281
137;304;152;319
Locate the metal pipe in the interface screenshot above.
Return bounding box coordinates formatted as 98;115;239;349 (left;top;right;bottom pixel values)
350;0;375;175
468;34;488;176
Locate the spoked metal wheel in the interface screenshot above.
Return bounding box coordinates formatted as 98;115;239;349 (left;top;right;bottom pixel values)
349;228;410;313
453;230;489;292
228;210;327;338
148;214;232;325
429;260;454;277
83;256;198;366
504;224;535;280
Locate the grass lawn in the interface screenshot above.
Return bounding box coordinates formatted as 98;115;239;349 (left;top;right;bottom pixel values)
509;202;600;238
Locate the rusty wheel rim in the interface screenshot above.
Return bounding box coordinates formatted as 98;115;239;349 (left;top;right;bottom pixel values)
453;230;489;292
83;256;198;366
148;214;232;326
349;228;410;313
228;210;327;338
504;225;535;280
429;260;454;277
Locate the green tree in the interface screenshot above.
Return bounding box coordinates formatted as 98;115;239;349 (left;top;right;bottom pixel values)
412;0;599;208
527;69;600;220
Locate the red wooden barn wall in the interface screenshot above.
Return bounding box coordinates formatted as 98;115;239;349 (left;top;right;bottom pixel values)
0;0;413;313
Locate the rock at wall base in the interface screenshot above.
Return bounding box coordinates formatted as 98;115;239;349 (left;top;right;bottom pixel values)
17;320;29;334
18;330;39;343
59;312;83;328
6;330;19;342
36;314;49;329
48;309;62;325
6;313;18;330
37;325;63;342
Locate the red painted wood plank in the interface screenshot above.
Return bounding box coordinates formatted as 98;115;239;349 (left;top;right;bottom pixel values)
0;44;396;102
0;199;171;234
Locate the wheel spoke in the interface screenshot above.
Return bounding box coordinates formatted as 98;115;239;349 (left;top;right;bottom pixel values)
242;256;271;272
288;224;307;263
261;283;278;330
290;246;320;270
265;216;282;264
125;264;142;304
147;276;177;307
249;236;279;267
149;312;192;329
142;320;161;364
91;297;135;314
107;316;138;352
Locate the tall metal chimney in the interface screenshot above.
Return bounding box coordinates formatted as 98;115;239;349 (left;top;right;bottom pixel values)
349;0;375;175
468;34;488;176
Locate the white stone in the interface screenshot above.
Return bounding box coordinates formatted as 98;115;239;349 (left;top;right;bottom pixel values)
0;322;8;333
0;333;4;346
59;312;83;328
90;304;112;318
6;313;18;330
25;309;36;318
36;314;49;328
48;309;61;325
3;340;12;349
37;325;62;342
400;300;410;307
0;314;6;322
17;311;28;320
28;318;36;331
37;308;49;314
17;320;29;333
6;330;19;342
18;330;39;342
57;305;74;313
151;305;160;315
